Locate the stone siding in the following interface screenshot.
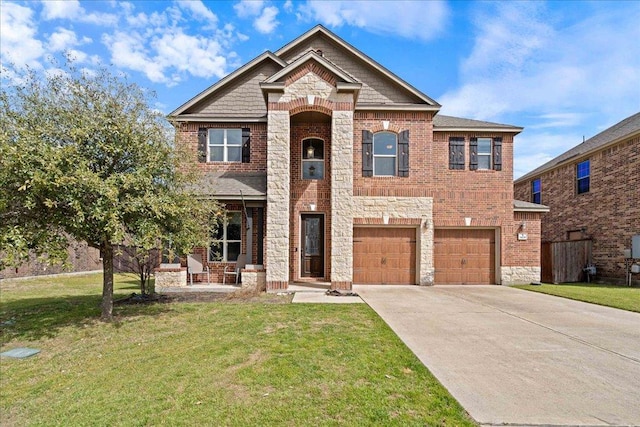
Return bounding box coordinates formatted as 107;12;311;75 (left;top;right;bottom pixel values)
155;268;187;289
501;266;541;285
266;110;291;286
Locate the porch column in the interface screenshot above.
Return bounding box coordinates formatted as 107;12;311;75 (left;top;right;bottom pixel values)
266;110;290;290
331;110;354;289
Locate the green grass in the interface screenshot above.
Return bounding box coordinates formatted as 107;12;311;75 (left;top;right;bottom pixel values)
1;273;474;426
515;283;640;312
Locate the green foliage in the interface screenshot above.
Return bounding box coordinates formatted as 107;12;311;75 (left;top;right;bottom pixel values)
0;60;219;318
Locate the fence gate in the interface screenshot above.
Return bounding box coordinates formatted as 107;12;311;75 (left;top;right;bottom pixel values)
541;239;592;283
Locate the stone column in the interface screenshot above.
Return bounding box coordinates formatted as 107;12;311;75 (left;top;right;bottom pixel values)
331;110;354;289
266;110;290;290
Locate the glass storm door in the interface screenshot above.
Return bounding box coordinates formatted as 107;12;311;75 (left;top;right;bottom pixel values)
301;214;324;277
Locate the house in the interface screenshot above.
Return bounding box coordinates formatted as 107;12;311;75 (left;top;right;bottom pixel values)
169;25;546;291
514;112;640;284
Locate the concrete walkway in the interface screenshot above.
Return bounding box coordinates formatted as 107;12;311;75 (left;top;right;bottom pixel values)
354;285;640;427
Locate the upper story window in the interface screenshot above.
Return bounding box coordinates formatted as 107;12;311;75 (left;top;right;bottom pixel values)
302;138;324;180
197;128;250;163
576;160;590;194
373;132;397;176
470;137;502;171
362;130;410;177
210;211;242;262
532;178;541;204
209;129;241;162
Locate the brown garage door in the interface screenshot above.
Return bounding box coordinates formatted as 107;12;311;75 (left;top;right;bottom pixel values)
353;227;416;285
434;229;495;284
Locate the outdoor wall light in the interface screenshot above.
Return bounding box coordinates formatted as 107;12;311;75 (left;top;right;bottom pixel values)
307;143;315;159
519;221;527;231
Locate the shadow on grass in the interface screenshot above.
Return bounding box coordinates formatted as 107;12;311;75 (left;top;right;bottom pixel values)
0;293;172;344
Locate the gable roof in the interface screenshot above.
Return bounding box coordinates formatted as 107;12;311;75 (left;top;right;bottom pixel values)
515;112;640;183
169;51;286;118
275;25;440;108
433;115;523;133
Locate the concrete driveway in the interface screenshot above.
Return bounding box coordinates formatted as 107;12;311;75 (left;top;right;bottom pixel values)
354;285;640;427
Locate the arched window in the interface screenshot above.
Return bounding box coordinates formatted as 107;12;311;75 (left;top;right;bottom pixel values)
373;132;397;176
302;138;324;180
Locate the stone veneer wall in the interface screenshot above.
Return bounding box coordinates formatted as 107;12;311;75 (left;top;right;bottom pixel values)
330;110;354;288
155;268;187;290
501;266;541;285
352;196;434;285
266;110;291;288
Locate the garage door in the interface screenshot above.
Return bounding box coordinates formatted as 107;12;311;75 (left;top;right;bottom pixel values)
353;228;416;285
434;229;495;284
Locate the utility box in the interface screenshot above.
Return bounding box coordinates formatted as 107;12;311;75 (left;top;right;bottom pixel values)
633;235;640;259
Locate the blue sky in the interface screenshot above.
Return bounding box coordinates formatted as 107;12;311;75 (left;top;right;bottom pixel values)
2;0;639;178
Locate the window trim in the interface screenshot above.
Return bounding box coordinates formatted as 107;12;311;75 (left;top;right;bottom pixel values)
208;128;242;163
532;178;541;204
301;138;325;180
209;211;242;263
372;131;398;177
476;137;493;170
576;160;590;194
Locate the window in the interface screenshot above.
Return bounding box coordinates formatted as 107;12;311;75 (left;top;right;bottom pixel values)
210;211;242;262
302;138;324;180
470;137;502;171
373;132;397;176
477;138;492;169
209;129;242;162
576;160;590;194
532;178;541;204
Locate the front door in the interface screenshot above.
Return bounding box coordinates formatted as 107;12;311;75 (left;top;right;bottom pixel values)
301;214;324;277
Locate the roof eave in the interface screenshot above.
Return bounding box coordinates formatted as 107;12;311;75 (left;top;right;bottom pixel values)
355;104;440;112
171;116;267;123
435;126;523;134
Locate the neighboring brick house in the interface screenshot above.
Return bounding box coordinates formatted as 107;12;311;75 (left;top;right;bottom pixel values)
170;25;547;290
514;112;640;284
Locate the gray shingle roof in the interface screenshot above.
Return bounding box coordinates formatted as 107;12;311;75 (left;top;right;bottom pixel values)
189;172;267;200
516;112;640;182
514;200;550;212
433;115;523;131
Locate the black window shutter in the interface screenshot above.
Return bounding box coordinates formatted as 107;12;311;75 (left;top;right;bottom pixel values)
197;128;207;163
449;137;465;170
362;130;373;177
492;137;502;171
242;128;251;163
469;137;478;170
398;130;410;177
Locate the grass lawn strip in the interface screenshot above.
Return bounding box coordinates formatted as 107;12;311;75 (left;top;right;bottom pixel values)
1;273;475;426
515;283;640;313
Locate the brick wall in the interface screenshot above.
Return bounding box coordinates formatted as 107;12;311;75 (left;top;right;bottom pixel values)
514;136;640;281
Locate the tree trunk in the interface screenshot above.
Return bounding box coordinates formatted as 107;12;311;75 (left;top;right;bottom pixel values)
101;240;114;321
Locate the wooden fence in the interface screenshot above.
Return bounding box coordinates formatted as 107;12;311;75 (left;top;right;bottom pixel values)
541;239;592;283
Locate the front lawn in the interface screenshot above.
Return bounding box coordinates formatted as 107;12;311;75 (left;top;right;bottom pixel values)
1;273;474;426
515;283;640;312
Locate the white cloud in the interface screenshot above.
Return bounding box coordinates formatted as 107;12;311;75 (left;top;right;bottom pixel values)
48;27;91;52
0;2;44;68
439;2;640;124
175;0;218;24
234;0;265;18
40;0;118;26
254;6;279;34
513;130;582;179
283;0;293;13
297;0;449;41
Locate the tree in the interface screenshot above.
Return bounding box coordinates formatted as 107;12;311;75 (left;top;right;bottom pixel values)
0;61;219;320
